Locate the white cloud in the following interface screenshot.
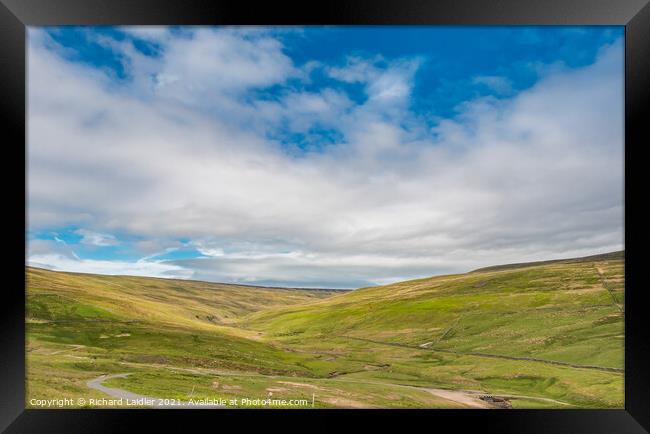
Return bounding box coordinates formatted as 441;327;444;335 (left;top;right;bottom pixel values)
27;28;624;288
28;253;193;279
472;75;513;95
196;247;225;257
328;56;421;103
118;26;172;43
141;28;298;105
75;229;119;246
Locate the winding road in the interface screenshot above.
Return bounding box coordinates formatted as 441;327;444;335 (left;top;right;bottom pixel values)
340;335;624;373
87;367;572;409
86;373;223;408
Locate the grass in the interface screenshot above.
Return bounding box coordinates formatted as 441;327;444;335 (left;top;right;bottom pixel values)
102;369;463;409
25;252;624;409
244;259;624;369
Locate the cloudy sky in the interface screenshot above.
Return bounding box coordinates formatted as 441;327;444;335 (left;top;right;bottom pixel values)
27;26;624;289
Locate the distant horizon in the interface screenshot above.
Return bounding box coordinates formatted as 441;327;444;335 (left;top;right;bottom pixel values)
26;248;625;290
27;26;624;288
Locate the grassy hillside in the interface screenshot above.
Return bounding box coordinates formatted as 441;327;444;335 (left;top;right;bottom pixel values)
26;267;349;406
244;255;624;369
27;267;339;330
25;253;624;409
471;250;624;273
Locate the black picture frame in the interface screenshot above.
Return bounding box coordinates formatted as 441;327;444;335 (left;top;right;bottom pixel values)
2;0;648;432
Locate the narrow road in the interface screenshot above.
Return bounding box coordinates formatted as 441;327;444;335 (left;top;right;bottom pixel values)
50;344;85;356
424;388;492;408
86;373;223;408
90;366;502;408
89;366;572;409
340;335;624;373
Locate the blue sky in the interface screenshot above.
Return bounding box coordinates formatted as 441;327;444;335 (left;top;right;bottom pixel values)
42;26;622;119
27;26;624;288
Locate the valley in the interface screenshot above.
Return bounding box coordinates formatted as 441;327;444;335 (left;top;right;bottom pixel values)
26;251;624;409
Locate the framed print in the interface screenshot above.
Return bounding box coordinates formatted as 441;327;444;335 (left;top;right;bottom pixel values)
1;0;649;432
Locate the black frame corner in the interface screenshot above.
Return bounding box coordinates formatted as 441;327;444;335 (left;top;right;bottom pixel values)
2;0;649;432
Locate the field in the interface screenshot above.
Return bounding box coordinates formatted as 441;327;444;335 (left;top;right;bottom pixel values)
26;251;624;409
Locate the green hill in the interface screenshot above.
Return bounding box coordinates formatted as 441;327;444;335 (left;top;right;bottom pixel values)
470;250;624;273
25;252;624;409
27;267;340;329
244;252;624;369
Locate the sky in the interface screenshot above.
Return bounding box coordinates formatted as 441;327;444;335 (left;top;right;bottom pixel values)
27;26;624;289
